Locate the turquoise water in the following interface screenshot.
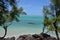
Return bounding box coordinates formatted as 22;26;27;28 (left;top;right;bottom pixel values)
0;16;59;37
7;16;44;37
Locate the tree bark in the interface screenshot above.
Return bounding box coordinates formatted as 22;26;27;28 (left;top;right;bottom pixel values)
42;26;45;33
53;20;59;40
0;26;7;39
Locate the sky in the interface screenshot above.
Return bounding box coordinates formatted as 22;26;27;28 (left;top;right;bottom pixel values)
17;0;50;16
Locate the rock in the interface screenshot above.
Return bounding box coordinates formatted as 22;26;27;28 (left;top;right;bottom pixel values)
17;35;27;40
17;33;59;40
6;37;15;40
0;33;59;40
39;33;57;40
17;34;36;40
24;34;35;40
40;33;50;38
32;34;40;38
0;38;7;40
47;37;57;40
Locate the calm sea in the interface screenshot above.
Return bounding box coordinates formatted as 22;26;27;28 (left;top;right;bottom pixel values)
0;16;59;37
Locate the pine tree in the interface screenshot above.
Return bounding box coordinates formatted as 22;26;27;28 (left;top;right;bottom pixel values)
43;0;60;40
0;0;26;39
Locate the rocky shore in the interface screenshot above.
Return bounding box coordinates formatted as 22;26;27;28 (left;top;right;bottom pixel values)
0;33;59;40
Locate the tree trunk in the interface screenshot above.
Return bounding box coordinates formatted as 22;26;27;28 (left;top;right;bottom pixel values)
55;29;59;40
53;20;59;40
0;26;7;39
42;26;45;33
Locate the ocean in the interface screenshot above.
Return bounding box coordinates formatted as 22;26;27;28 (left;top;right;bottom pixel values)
0;15;59;38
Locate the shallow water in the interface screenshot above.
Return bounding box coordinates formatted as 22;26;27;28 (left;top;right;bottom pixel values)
0;16;59;38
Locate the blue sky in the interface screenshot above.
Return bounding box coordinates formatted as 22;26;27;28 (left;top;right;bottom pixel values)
18;0;50;16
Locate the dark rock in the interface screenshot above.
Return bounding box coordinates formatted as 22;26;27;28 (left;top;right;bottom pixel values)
0;33;59;40
47;37;57;40
40;33;50;38
17;33;59;40
0;38;6;40
6;37;15;40
0;37;15;40
17;34;36;40
17;35;27;40
32;34;40;38
24;34;35;40
39;33;58;40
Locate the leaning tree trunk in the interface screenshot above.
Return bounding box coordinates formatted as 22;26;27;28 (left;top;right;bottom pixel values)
53;20;59;40
0;26;7;39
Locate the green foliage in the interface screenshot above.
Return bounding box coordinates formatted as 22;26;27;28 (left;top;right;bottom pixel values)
48;25;54;31
57;27;60;32
43;0;60;33
43;0;60;38
0;0;27;26
48;25;60;33
18;7;23;13
0;0;27;38
43;6;52;15
56;15;60;21
51;0;60;8
44;19;53;25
